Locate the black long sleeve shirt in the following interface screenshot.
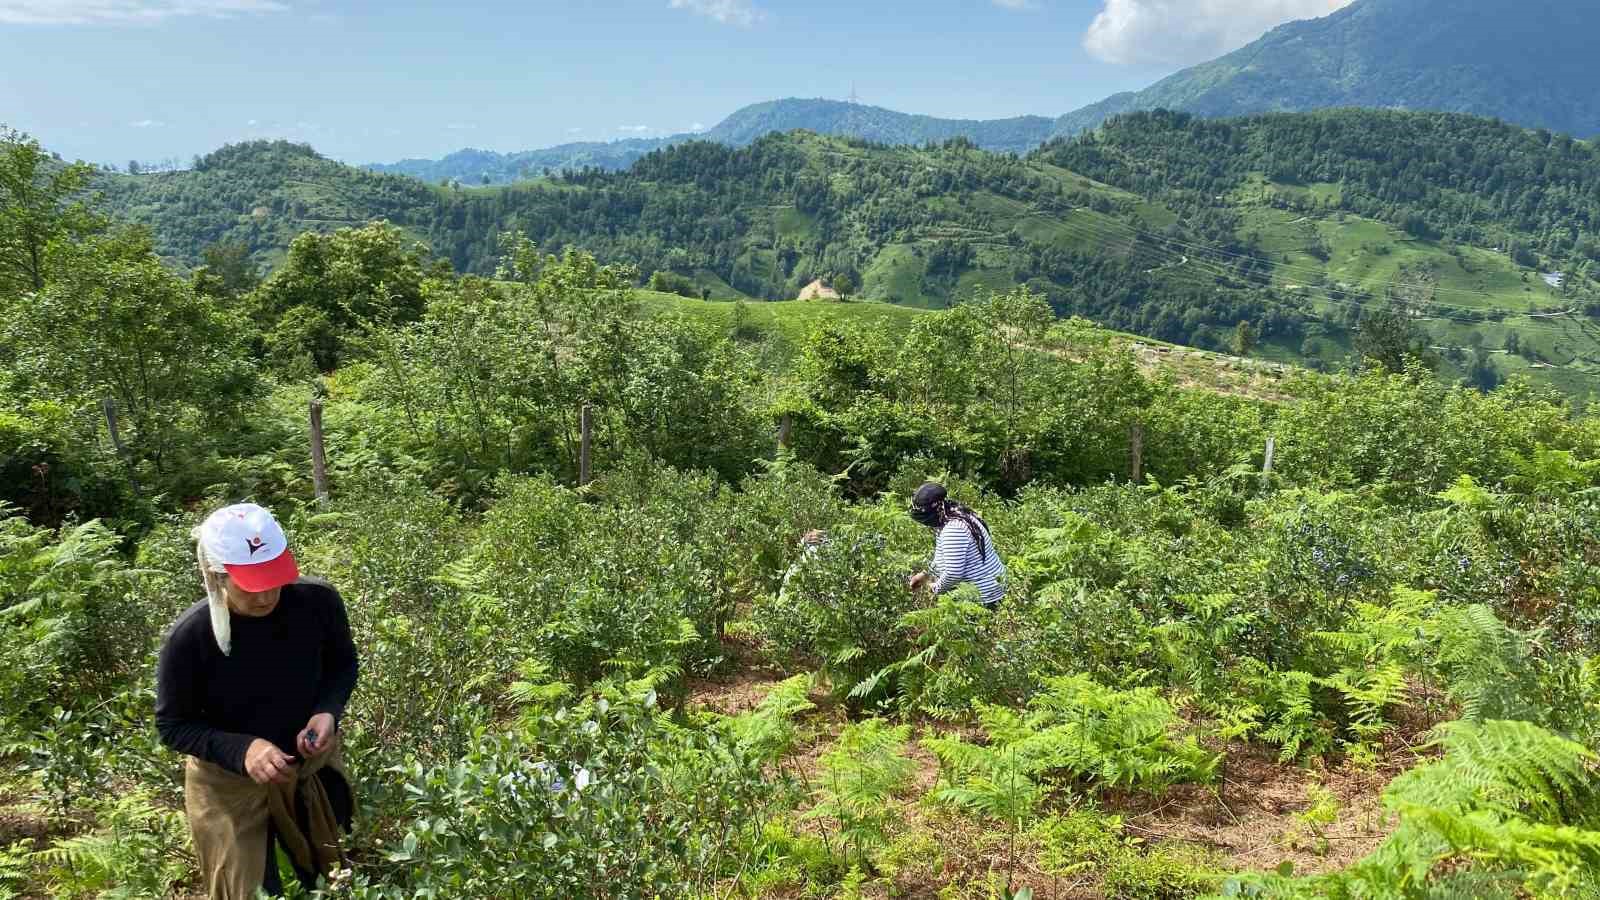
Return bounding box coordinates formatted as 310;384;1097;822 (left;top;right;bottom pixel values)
155;577;358;775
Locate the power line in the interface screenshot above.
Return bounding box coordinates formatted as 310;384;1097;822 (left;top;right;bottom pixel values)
1053;210;1584;307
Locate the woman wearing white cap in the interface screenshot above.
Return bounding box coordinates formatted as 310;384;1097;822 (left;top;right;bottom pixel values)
155;503;359;898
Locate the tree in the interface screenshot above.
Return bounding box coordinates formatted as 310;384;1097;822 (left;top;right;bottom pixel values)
1355;308;1438;374
1232;319;1258;357
647;269;697;298
196;239;260;298
2;228;256;474
0;126;101;294
1467;347;1502;392
255;221;443;370
832;271;858;298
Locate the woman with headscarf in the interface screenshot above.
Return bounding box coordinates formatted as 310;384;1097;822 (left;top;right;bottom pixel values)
155;502;358;898
906;481;1006;607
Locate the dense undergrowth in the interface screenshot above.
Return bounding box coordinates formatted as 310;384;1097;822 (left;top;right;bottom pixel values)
3;138;1600;897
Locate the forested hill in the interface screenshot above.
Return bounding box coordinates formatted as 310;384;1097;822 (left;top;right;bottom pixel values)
368;137;672;185
1053;0;1600;140
1040;109;1600;261
98;140;442;266
96;108;1600;391
701;99;1055;154
368;99;1058;185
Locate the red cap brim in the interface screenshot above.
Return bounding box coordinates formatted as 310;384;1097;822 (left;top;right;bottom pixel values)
223;550;300;593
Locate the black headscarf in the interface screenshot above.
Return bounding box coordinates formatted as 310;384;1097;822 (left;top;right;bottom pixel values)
908;481;993;560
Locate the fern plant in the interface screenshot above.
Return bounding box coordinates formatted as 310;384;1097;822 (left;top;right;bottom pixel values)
939;675;1218;796
505;658;574;727
853;587;1009;717
1282;784;1341;857
0;840;29;900
923;733;1046;895
1245;720;1600;899
34;789;191;900
1423;603;1547;725
1242;665;1336;763
803;719;916;873
717;674;816;766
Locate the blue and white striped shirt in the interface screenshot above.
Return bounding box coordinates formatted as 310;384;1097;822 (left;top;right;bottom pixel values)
932;518;1006;605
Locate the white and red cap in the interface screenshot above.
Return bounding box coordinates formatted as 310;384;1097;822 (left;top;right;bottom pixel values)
198;503;300;592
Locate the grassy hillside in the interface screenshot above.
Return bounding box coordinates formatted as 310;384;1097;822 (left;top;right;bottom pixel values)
638;292;924;344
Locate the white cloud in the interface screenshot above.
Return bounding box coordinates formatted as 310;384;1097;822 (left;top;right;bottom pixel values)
668;0;763;27
129;119;164;128
1083;0;1354;66
0;0;289;25
689;121;705;131
618;125;652;134
991;0;1033;9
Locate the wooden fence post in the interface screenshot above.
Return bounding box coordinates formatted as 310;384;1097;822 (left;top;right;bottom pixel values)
579;402;594;486
309;396;330;504
1129;422;1144;484
1262;435;1276;487
777;412;793;449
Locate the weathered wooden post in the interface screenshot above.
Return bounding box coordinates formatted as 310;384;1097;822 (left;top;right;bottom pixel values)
579;402;594;486
1130;421;1144;484
309;396;330;504
777;412;793;449
1262;435;1276;488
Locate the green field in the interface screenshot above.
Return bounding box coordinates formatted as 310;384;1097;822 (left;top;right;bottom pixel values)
637;291;926;346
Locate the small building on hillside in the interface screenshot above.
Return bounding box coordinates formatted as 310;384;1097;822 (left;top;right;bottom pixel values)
1542;272;1566;289
797;278;840;301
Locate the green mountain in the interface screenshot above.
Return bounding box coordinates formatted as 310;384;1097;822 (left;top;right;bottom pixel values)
369;138;671;185
1054;0;1600;139
367;99;1057;184
98;109;1600;392
702;98;1054;154
371;0;1600;186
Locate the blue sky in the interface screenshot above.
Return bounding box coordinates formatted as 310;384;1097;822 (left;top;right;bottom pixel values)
0;0;1353;166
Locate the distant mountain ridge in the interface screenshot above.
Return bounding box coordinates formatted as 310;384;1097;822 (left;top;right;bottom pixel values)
370;137;672;184
1052;0;1600;139
373;0;1600;185
703;99;1054;153
368;98;1057;184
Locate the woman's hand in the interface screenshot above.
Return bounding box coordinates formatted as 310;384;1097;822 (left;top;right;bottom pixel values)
245;739;295;784
297;713;336;759
907;572;930;591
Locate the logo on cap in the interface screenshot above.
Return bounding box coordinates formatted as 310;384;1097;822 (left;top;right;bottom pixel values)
245;536;266;556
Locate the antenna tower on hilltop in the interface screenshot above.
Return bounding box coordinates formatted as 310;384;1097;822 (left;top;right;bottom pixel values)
848;82;860;105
